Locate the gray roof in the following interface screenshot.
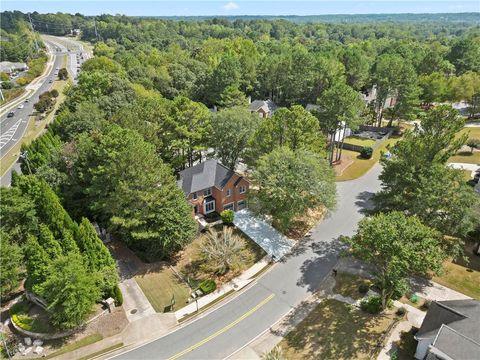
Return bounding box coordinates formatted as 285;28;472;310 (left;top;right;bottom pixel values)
417;300;480;359
0;61;28;73
177;159;235;195
248;100;277;114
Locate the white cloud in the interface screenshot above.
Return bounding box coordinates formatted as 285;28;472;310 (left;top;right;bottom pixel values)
223;2;239;11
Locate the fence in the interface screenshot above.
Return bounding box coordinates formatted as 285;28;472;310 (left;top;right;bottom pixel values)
339;126;395;153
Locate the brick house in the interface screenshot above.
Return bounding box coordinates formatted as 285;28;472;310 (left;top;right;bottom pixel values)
177;159;249;216
248;99;277;118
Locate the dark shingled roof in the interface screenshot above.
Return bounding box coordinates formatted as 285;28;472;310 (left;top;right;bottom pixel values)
177;159;235;195
417;299;480;359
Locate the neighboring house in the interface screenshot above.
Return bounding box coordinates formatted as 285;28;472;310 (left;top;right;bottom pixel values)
414;299;480;360
0;61;28;74
248;99;277;118
177;159;249;216
361;85;396;109
305;103;321;112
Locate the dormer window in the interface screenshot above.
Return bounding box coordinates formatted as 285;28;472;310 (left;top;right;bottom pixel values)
203;188;212;196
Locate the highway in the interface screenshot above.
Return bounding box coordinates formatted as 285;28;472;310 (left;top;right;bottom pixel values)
0;36;91;187
111;164;383;360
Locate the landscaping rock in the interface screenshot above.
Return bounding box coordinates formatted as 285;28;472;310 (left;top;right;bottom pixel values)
33;339;43;346
24;337;32;346
22;346;32;356
18;343;25;352
33;346;44;355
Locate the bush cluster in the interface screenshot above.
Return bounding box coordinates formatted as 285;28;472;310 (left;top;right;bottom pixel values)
199;279;216;294
360;146;373;159
360;295;383;314
220;209;234;225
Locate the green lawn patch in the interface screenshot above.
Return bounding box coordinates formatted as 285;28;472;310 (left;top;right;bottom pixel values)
433;241;480;299
344;136;376;148
333;272;372;300
135;266;191;313
337;137;399;181
278;299;397;360
44;334;103;359
456;127;480;140
448;151;480;164
78;342;124;360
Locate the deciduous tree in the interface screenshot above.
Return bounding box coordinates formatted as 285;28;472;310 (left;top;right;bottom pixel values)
346;212;450;309
250;147;336;232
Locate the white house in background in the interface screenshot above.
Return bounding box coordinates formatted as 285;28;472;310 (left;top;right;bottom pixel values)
305;105;352;141
0;61;28;74
361;85;396;109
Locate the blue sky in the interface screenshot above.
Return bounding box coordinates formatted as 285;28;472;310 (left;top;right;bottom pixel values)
2;1;479;16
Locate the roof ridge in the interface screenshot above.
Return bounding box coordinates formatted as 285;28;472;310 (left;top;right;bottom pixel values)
434;324;480;348
435;301;469;318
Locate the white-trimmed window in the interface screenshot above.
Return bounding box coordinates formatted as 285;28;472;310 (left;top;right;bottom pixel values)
205;201;215;214
226;189;231;197
223;203;234;211
238;185;246;194
192;192;197;200
237;200;247;210
203;188;212;196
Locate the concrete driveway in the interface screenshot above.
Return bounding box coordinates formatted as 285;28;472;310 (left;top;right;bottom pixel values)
233;209;295;260
110;164;383;360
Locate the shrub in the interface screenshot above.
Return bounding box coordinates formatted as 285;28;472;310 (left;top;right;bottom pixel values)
50;89;59;98
113;285;123;306
199;279;216;294
358;284;369;294
58;68;68;80
360;146;373;159
421;299;432;310
262;346;285;360
396;307;406;316
16;77;27;86
360;295;383;314
2;81;13;90
410;293;419;304
220;209;234;225
0;72;9;81
9;300;31;316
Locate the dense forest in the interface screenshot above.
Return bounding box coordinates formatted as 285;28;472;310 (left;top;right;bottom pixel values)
1;12;479;321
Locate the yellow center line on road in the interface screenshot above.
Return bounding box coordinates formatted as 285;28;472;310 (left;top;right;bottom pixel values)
167;293;275;360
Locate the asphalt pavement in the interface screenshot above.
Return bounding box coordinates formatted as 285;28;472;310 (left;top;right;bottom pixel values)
0;36;90;187
111;164;383;360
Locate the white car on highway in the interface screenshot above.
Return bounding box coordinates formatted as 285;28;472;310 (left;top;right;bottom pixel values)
18;104;24;109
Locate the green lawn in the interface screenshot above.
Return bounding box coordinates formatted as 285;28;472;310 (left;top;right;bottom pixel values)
456;127;480;140
44;334;103;359
433;242;480;299
135;266;191;313
344;136;376;148
333;272;372;300
448;151;480;164
278;299;397;360
337;137;399;181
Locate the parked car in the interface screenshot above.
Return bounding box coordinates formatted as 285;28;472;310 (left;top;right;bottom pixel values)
7;111;14;117
25;98;30;103
17;104;24;109
49;79;53;83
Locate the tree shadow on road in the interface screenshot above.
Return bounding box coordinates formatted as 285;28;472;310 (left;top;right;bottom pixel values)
355;191;377;214
295;238;348;293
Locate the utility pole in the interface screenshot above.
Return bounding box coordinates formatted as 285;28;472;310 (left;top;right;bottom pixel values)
27;13;39;53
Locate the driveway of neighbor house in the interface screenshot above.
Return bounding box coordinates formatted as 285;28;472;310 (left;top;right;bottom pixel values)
233;209;296;260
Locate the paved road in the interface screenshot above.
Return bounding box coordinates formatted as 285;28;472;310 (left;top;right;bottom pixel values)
112;164;383;360
0;36;90;187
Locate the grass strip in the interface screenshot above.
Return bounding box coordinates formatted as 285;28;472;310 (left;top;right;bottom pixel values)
78;342;124;360
178;289;235;323
43;334;103;359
